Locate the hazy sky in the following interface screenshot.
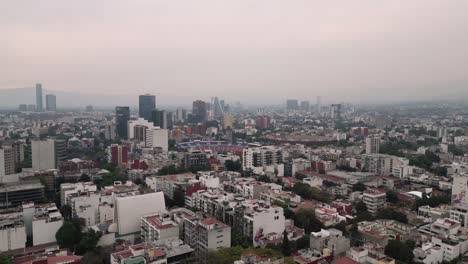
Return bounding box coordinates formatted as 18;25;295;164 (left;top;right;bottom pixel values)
2;0;468;105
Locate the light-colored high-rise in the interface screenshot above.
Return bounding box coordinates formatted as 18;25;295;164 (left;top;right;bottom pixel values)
365;135;380;154
0;146;16;179
35;83;43;112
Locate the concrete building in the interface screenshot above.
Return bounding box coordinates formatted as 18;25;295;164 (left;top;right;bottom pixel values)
242;146;284;176
141;212;179;241
450;204;468;227
45;94;56;111
365;136;380;154
362;189;386;214
146;128;168;151
183;150;208;169
35;83;43;112
243;205;285;247
114;192;166;237
31;139;66;171
452;174;468;204
362;154;408;176
0;146;16;179
108;144;128;167
0;181;45;209
192;100;207;123
310;229;350;257
0;211;26;251
31;203;63;246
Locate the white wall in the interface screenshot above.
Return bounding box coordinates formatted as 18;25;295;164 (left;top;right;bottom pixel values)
32;139;55;171
32;219;63;246
115;192;166;235
0;226;26;251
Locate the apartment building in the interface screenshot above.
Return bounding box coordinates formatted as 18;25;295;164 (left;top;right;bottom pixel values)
362;189;386;214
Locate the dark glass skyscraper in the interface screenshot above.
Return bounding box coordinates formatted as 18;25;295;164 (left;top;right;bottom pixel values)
115;106;130;139
45;94;56;111
192;100;207;123
139;94;156;121
151;109;167;129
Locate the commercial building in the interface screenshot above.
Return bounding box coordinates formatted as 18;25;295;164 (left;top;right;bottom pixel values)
192;100;207;123
300;101;310;112
151;109;168;129
286;99;299;111
183;151;208;169
362;154;408;176
45;94;56;111
330;104;341;119
35;83;43;112
0;146;16;179
242;146;284;176
32;139;66;171
0;210;26;251
0;180;45;209
139;94;156;121
115;106;130;139
365;136;380;154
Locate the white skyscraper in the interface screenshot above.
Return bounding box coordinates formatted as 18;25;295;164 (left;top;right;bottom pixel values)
366;136;380;154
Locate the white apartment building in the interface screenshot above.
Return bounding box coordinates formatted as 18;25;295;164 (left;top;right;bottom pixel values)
242;146;284;176
141;213;179;241
365;136;380;154
146;128;168;151
0;211;26;251
452;174;468;205
450;204;468;228
60;182;98;206
198;173;220;189
362;189;386;214
243;205;285;247
362;154;408;176
31;204;63;246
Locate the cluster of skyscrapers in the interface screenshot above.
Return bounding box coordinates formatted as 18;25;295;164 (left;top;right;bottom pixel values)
18;83;56;112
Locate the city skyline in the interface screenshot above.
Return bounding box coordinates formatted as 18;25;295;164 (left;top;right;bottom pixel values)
2;1;468;104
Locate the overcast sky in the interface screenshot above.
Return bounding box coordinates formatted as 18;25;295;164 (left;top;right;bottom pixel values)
2;0;468;105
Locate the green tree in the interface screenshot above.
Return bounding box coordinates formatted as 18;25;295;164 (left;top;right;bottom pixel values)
354;201;368;214
55;221;80;249
377;208;408;223
294;209;323;233
0;256;12;264
172;188;186;207
225;160;242;172
352;182;366;192
81;251;104;264
75;229;102;255
384;239;414;264
386;190;399;204
281;230;292;256
59;204;72;221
